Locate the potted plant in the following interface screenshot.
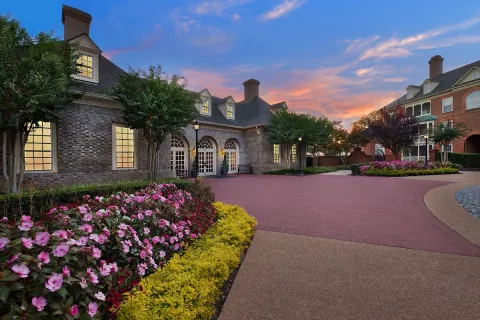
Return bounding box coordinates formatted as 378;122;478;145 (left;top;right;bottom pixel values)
220;155;229;175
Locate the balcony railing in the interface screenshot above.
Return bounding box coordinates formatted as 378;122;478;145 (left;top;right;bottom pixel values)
401;156;427;162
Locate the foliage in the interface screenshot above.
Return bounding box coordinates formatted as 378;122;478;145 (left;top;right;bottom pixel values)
350;163;370;175
348;128;370;149
221;155;229;174
326;125;350;164
367;109;420;160
350;110;382;132
263;167;337;175
117;203;256;320
0;183;216;319
431;122;470;162
0;15;82;193
362;167;458;176
335;165;351;170
436;152;480;168
0;179;196;220
110;66;200;180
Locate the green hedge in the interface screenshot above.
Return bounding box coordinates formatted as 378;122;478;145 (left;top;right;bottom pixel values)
335;165;351;170
263;167;338;175
350;163;369;175
364;167;459;177
117;202;256;320
436;152;480;168
0;178;193;220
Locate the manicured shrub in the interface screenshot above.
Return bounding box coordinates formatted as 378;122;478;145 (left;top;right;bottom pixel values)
335;165;351;170
363;167;458;176
0;179;193;220
117;203;256;320
439;152;480;168
263;167;337;175
350;163;369;175
0;183;216;319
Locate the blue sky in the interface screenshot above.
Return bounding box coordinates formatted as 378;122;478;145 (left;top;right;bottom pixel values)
2;0;480;127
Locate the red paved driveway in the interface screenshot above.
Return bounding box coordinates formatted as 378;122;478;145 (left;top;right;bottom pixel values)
206;175;480;257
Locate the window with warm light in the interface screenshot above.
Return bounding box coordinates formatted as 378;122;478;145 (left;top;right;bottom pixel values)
113;125;136;169
273;144;280;163
76;54;93;78
24;122;54;172
226;104;234;119
201;100;209;114
291;144;297;162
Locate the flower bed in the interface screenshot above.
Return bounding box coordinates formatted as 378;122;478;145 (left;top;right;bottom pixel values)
117;203;256;320
263;167;337;175
358;160;459;176
0;182;216;319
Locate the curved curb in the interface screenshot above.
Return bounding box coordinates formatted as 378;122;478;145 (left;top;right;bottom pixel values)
424;182;480;247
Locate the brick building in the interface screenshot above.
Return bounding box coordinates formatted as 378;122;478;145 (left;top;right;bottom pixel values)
0;5;294;189
364;55;480;161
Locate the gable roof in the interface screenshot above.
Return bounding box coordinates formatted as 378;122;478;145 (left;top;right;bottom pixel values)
75;55;125;94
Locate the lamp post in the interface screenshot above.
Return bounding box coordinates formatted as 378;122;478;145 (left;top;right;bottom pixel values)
194;121;199;178
298;137;303;176
423;134;429;167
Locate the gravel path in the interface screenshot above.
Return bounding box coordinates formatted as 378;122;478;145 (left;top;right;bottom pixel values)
455;185;480;219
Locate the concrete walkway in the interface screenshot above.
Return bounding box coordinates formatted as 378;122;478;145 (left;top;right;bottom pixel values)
206;172;480;320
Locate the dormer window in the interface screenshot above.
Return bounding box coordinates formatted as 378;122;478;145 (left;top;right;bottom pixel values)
201;100;210;114
424;83;431;94
77;54;94;78
226;104;234;119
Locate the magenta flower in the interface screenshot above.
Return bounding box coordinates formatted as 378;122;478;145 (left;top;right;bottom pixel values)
87;268;99;284
92;246;102;259
145;209;153;216
78;205;89;214
99;263;111;277
94;291;106;301
173;243;180;251
110;262;118;273
87;302;98;317
7;253;21;265
52;244;69;257
82;213;93;222
21;237;33;249
0;237;10;250
33;232;50;246
97;234;107;244
117;230;125;238
52;230;69;240
12;264;30;278
32;296;47;311
79;224;93;233
191;234;197;239
119;223;128;230
137;264;146;276
70;304;79;316
102;228;110;236
62;266;71;277
152;236;160;244
75;236;88;246
159;219;168;228
140;250;147;259
18;215;34;231
45;273;63;292
178;232;184;239
143;227;150;235
37;252;50;264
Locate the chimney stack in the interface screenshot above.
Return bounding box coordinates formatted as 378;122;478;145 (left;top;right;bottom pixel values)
62;5;92;41
243;79;260;101
429;55;444;79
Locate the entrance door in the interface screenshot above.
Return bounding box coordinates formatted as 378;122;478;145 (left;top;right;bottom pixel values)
224;140;238;173
198;138;216;176
170;136;187;174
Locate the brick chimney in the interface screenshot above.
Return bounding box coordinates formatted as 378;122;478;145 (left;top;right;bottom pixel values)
429;55;444;79
62;5;92;41
243;79;260;101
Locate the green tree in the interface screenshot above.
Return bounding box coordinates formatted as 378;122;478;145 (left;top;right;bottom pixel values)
431;122;469;163
110;66;200;180
348;128;370;149
326;125;350;164
0;15;81;193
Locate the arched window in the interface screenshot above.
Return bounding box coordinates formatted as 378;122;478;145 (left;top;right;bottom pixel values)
466;90;480;110
171;136;185;148
199;138;214;149
224;140;237;150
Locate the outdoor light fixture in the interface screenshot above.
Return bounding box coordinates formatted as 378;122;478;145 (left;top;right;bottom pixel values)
298;137;303;176
423;134;429;167
194;121;199;178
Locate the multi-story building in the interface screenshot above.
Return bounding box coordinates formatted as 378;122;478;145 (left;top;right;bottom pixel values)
364;55;480;161
0;5;294;189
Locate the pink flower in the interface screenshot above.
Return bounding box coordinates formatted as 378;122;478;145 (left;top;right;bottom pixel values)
32;296;47;311
117;230;125;238
75;236;88;246
79;224;93;233
99;263;111;277
152;236;160;244
137;212;144;220
18;216;34;231
190;234;197;239
79;277;88;289
137;264;146;276
78;205;89;214
159;219;168;228
87;268;99;284
91;246;102;259
12;264;30;278
45;273;63;292
119;223;128;230
7;253;20;265
21;237;33;249
94;291;106;301
144;227;150;235
37;252;50;264
173;243;180;251
102;228;110;236
89;234;99;243
33;232;50;246
140;250;147;259
0;237;9;250
60;206;68;211
70;305;79;316
110;262;118;273
97;234;107;244
169;237;175;244
82;213;93;222
87;302;98;317
62;266;70;277
52;244;69;257
145;210;153;216
52;230;68;240
178;232;184;239
122;243;130;253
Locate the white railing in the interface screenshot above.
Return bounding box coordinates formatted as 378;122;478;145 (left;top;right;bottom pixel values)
401;156;426;162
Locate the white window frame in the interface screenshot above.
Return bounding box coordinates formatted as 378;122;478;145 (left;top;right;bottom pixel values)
441;144;453;153
291;144;297;162
72;52;99;84
466;90;480;110
24;122;57;173
273;144;280;163
441;120;453;129
406;100;431;117
112;124;138;170
201;99;210;115
442;97;453;113
226;103;235;120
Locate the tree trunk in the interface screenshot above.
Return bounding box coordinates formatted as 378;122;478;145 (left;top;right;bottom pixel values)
2;132;9;190
147;140;154;181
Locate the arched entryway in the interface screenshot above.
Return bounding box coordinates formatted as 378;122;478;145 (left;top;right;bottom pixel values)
198;137;217;176
170;135;188;173
224;139;239;173
465;134;480;153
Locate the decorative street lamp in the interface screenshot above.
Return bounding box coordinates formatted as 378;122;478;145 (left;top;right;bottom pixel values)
194;121;199;178
298;137;303;176
423;134;429;167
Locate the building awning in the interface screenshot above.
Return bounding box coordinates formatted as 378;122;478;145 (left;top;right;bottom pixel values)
417;114;438;122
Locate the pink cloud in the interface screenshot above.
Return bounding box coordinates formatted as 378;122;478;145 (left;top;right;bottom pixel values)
103;24;163;59
260;0;307;21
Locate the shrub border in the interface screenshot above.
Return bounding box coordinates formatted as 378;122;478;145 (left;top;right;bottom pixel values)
263;167;338;175
117;202;256;320
363;167;459;177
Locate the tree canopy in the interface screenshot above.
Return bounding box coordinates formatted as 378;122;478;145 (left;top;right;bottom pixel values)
431;122;469;162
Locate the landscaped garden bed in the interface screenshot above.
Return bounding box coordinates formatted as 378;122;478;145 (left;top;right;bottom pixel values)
0;181;256;319
357;161;459;177
263;167;338;175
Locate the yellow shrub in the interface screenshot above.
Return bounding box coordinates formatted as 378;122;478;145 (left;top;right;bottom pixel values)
117;202;257;320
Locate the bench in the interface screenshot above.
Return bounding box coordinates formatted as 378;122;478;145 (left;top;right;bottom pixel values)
237;164;253;174
175;166;188;179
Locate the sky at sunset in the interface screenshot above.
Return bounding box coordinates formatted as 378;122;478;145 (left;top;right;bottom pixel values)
2;0;480;127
